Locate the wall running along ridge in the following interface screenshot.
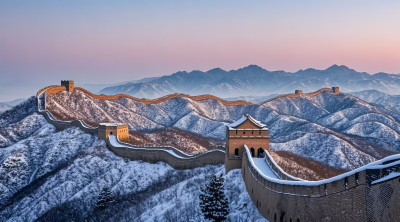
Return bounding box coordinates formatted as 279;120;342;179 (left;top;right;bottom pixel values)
36;85;226;169
107;136;224;169
260;87;338;105
37;83;400;221
75;87;253;106
242;145;400;222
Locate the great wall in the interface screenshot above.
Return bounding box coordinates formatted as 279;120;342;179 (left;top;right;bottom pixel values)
36;81;400;222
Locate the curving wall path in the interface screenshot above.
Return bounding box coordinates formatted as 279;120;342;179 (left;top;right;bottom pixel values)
107;136;224;169
260;88;336;105
242;145;400;222
37;84;400;221
36;85;225;170
74;87;253;106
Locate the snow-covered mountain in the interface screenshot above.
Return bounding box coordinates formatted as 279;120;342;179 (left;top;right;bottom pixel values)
0;104;11;114
99;64;400;98
128;128;224;154
0;98;27;115
350;89;400;114
224;95;278;104
47;89;400;171
0;100;265;221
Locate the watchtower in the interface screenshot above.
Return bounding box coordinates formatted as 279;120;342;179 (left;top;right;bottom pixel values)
98;123;129;142
295;90;303;95
332;87;339;94
61;80;74;92
225;114;269;172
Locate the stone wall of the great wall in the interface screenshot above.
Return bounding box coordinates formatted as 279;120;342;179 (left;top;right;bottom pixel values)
37;83;400;221
106;139;225;170
242;154;367;221
262;87;338;104
36;85;225;170
368;178;400;221
75;87;252;106
241;146;400;222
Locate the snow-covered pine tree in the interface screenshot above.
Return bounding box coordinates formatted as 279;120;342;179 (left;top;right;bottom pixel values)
199;174;230;222
95;187;115;210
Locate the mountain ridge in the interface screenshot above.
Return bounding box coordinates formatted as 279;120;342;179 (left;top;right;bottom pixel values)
99;64;400;99
46;87;400;172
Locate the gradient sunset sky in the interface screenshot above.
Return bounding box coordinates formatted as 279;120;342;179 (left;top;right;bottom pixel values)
1;1;400;101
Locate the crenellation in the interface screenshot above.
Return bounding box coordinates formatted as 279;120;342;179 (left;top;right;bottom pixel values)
61;80;74;92
98;123;129;141
332;86;340;94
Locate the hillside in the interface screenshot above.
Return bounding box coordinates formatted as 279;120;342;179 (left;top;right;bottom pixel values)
350;89;400;114
0;103;265;222
46;89;400;172
99;64;400;98
127;128;225;154
0;104;11;114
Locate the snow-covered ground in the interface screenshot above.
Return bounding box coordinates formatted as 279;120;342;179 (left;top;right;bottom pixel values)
0;103;266;221
47;90;400;171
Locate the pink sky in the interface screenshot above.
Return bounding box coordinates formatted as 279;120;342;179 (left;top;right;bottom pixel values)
0;1;400;100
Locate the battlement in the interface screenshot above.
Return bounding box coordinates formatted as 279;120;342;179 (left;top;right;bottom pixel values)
225;114;269;172
61;80;74;92
332;86;339;94
98;123;129;141
262;86;341;104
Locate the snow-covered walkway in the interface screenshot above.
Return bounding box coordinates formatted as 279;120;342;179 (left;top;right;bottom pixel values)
252;158;280;179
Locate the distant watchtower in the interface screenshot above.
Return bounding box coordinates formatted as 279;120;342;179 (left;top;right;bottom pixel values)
295;90;303;95
98;123;129;142
61;80;74;92
332;87;339;94
225;114;269;172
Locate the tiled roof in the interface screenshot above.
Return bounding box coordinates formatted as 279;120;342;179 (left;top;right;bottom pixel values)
228;114;266;128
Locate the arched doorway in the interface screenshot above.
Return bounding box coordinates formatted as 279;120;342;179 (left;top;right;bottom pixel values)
234;148;239;157
250;148;255;157
280;211;286;222
258;148;264;158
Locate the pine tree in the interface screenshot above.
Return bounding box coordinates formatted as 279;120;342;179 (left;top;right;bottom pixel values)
95;187;115;210
199;174;230;222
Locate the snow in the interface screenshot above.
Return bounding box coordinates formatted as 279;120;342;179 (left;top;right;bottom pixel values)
227;114;267;128
108;135;224;159
227;115;247;128
99;123;126;127
45;88;400;172
252;158;279;179
372;172;400;184
244;144;400;186
0;111;266;221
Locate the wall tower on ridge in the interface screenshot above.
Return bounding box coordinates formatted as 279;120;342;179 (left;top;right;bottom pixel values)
225;114;269;172
332;87;339;94
61;80;74;92
98;123;129;141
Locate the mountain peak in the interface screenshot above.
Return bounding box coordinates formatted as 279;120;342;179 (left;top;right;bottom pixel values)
207;67;226;73
241;64;265;72
326;64;352;72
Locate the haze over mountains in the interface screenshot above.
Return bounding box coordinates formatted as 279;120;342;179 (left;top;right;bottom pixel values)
0;99;26;114
99;64;400;99
350;90;400;114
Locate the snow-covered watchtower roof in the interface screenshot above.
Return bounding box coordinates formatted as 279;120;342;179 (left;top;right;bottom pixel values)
99;123;126;127
228;114;267;130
